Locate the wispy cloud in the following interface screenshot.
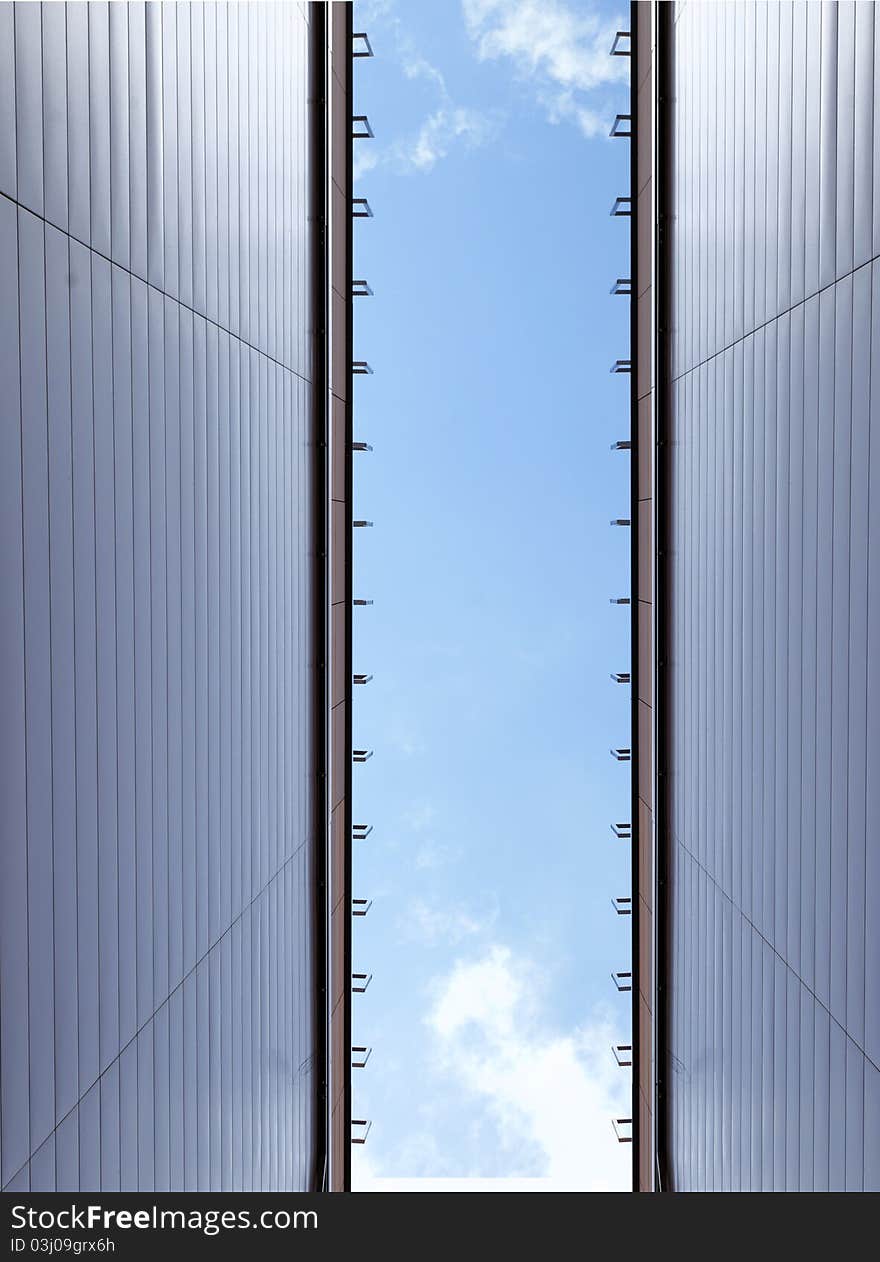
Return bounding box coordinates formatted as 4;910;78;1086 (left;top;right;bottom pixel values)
401;51;448;95
366;97;499;178
398;898;497;946
414;839;459;871
462;0;627;138
386;708;425;757
352;0;499;177
352;944;630;1190
353;145;380;181
400;802;460;871
355;0;398;27
406;105;498;173
428;945;630;1189
403;801;437;833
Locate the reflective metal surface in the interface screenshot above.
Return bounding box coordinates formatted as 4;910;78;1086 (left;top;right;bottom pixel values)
0;1;321;1191
666;0;880;1190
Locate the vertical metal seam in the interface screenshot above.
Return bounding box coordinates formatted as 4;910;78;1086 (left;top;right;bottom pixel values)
307;0;328;1195
344;0;354;1196
629;0;640;1196
654;0;673;1195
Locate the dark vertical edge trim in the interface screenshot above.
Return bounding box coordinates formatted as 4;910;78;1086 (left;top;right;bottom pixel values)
307;0;328;1195
629;0;640;1196
654;0;673;1194
343;0;354;1196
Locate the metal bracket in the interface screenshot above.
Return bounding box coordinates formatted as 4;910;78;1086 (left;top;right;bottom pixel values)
610;440;632;451
353;279;373;297
611;822;632;839
352;115;374;139
352;441;373;452
610;113;632;138
354;673;373;685
610;31;632;57
353;823;373;841
611;359;632;374
353;749;373;763
353;519;373;528
352;972;372;993
610;747;631;762
353;198;373;218
611;672;630;684
611;278;633;295
353;361;373;374
609;597;631;606
610;518;631;527
353;31;374;57
353;898;372;917
613;1043;633;1067
611;196;632;217
353;598;374;607
352;1119;372;1145
352;1046;372;1069
612;896;632;916
612;1117;633;1144
612;970;633;992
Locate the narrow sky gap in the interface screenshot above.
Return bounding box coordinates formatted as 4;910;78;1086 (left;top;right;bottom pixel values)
350;0;632;1190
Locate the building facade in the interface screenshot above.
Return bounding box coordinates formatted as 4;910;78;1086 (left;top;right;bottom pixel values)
632;0;880;1191
0;0;353;1192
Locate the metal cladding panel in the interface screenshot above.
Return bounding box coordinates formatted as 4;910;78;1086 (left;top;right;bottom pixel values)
0;2;322;1192
666;0;880;1190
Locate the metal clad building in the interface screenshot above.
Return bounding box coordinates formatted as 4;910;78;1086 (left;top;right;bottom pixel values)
633;0;880;1191
0;1;352;1192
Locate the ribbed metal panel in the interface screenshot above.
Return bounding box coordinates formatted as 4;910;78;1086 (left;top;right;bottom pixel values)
666;0;880;1190
0;1;320;1191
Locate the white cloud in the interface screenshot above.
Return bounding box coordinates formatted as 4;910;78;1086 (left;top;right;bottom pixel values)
463;0;623;91
399;898;496;946
364;103;499;178
355;0;398;26
355;1171;599;1192
353;145;380;181
401;52;448;95
400;803;460;871
427;945;631;1190
414;839;458;871
462;0;627;139
403;801;437;833
351;0;498;177
374;704;426;758
406;105;498;172
352;944;631;1191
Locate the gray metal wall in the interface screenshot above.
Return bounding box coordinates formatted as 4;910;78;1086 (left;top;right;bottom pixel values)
0;1;321;1191
666;0;880;1190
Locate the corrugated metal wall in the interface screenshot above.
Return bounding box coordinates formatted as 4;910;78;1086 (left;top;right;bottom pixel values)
326;1;352;1191
632;0;656;1192
0;1;321;1191
666;0;880;1190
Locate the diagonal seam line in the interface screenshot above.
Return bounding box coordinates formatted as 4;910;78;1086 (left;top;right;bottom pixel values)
0;187;312;387
670;252;880;388
668;827;880;1080
0;833;315;1193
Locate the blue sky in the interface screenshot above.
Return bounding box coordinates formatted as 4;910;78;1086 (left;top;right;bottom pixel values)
349;0;632;1191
